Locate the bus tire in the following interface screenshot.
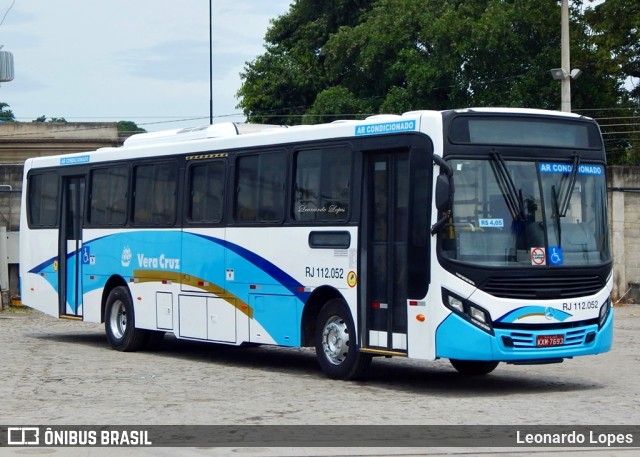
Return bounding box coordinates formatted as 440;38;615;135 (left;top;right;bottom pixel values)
315;298;371;380
449;359;499;375
104;286;146;352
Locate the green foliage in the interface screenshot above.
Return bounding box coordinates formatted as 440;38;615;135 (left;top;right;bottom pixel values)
581;0;640;165
237;0;375;125
117;120;146;135
33;116;67;122
303;86;369;124
238;0;635;133
0;102;15;122
584;0;639;99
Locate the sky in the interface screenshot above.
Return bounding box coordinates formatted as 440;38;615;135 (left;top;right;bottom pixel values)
0;0;292;131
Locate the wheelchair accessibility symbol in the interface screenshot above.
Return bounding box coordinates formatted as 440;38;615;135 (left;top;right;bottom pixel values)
549;246;563;266
82;247;90;264
81;246;95;265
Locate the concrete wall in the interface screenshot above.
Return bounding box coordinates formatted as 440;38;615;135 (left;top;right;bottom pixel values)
0;164;23;231
608;166;640;303
0;122;120;161
0;122;122;301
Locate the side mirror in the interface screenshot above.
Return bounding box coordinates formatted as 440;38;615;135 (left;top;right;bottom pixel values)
435;174;451;212
431;155;454;236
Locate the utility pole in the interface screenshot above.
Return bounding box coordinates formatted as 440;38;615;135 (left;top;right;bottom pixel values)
560;0;571;112
551;0;580;112
209;0;213;125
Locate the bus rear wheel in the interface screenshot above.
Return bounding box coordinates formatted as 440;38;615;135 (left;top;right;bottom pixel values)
315;299;371;380
449;359;499;375
105;286;146;352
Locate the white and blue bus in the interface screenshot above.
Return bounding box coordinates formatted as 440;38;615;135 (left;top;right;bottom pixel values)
19;108;613;379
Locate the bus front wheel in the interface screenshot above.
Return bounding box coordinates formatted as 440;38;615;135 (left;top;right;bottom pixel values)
315;299;371;380
449;359;499;375
105;286;146;352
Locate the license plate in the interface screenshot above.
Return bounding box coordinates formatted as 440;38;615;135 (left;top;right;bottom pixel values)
536;334;564;347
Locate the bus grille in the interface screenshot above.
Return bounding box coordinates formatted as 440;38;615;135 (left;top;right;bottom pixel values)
506;329;587;348
481;275;604;300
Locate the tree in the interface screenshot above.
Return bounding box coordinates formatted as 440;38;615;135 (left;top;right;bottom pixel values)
582;0;640;164
0;102;15;122
238;0;629;127
237;0;377;124
117;120;146;136
584;0;639;100
33;116;67;122
302;86;368;124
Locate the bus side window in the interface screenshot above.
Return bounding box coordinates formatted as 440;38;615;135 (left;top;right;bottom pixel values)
132;162;177;226
28;172;59;228
293;146;351;222
234;152;286;223
88;166;128;226
258;154;286;221
188;161;225;223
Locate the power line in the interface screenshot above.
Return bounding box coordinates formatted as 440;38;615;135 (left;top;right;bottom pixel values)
573;107;640;112
0;0;15;28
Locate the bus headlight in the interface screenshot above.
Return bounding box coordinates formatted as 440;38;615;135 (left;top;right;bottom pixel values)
469;305;487;323
442;289;494;335
447;295;464;313
598;298;610;329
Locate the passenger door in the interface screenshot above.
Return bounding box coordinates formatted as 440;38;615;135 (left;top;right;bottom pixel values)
58;176;85;318
362;145;431;354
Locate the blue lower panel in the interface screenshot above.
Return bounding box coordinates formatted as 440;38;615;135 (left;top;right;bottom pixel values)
251;294;301;347
435;310;613;361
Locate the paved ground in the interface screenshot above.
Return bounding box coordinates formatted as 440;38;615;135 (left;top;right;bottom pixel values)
0;304;638;456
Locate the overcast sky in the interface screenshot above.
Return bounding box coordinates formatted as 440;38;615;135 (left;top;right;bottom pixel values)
0;0;292;131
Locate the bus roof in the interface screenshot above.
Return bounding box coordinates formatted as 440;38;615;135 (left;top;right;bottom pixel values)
122;122;288;147
24;108;593;170
451;107;586;119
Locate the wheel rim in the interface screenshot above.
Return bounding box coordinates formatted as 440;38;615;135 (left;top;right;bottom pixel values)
321;316;350;365
108;299;127;340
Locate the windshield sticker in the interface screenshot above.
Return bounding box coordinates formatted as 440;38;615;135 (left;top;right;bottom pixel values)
539;163;603;175
478;218;504;228
530;247;546;266
548;246;564;266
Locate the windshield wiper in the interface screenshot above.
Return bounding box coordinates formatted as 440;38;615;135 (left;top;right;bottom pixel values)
551;154;582;247
557;153;581;217
551;184;562;247
491;152;525;222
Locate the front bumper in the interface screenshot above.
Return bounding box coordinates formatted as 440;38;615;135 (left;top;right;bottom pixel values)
435;309;613;362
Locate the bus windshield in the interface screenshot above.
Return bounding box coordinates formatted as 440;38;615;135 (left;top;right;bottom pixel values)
439;157;611;267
